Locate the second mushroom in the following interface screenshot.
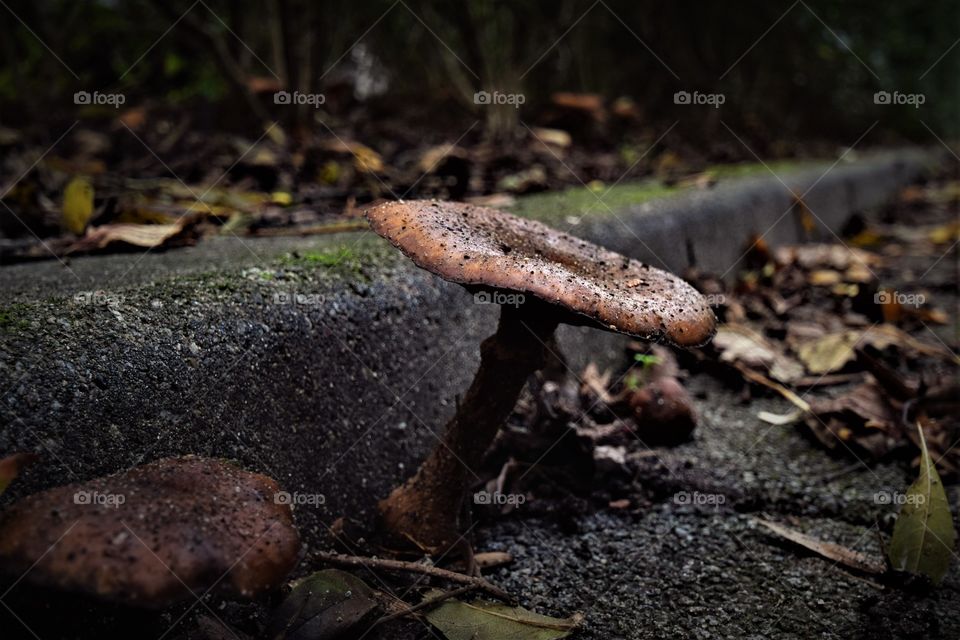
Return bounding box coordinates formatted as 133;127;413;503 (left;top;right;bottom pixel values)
366;200;716;553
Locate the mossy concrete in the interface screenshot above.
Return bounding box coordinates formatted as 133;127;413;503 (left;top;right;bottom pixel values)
0;148;938;552
508;159;820;223
0;147;953;639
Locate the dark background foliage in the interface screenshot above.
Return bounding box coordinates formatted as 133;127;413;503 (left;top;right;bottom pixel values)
0;0;956;149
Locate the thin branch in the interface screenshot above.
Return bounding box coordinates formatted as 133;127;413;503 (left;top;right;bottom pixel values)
314;551;515;602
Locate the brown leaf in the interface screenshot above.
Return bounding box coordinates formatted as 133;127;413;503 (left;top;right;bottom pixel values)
809;381;898;428
805;381;901;458
757;519;886;575
67;219;199;253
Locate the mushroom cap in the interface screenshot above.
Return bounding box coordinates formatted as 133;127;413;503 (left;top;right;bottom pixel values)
0;456;300;607
366;200;716;346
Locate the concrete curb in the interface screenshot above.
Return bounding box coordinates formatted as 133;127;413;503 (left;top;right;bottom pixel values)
0;149;936;546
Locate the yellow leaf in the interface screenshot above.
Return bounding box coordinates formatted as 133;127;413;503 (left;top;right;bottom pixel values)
62;176;94;235
319;160;341;185
929;222;960;245
830;283;859;297
796;331;860;375
808;269;842;286
270;191;293;206
850;228;884;246
843;264;874;283
351;145;383;174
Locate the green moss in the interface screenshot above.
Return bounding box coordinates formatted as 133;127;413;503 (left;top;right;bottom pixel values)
511;180;680;222
510;158;825;223
277;245;369;271
706;159;820;179
300;248;358;266
0;304;31;331
274;239;401;283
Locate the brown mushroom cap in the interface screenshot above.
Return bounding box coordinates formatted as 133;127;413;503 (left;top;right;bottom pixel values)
367;200;716;346
0;456;300;607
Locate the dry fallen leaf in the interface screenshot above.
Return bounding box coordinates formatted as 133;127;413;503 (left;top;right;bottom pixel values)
808;269;842;286
65;214;203;254
713;324;805;384
757;518;886;575
580;363;618;406
795;331;862;375
804;381;901;458
774;244;882;271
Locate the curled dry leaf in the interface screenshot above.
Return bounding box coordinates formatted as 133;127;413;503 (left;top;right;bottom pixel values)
804;380;900;458
66;217;201;254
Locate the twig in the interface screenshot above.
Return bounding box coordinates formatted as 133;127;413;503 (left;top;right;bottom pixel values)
735;363;812;412
368;584;478;629
794;373;863;388
314;551;515;602
820;462;865;484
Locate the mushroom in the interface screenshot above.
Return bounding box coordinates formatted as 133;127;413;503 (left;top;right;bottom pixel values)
0;456;300;607
366;200;716;551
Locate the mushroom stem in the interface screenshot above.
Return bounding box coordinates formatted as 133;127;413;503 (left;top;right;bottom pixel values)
379;301;559;552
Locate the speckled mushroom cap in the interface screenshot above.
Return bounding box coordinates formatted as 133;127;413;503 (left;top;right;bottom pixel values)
367;200;716;346
0;456;300;607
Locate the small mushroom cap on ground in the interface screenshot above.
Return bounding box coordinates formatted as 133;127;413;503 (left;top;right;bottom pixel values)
367;200;716;346
0;456;300;607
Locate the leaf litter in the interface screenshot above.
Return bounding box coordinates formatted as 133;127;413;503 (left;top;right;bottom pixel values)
686;174;960;476
6;169;956;637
